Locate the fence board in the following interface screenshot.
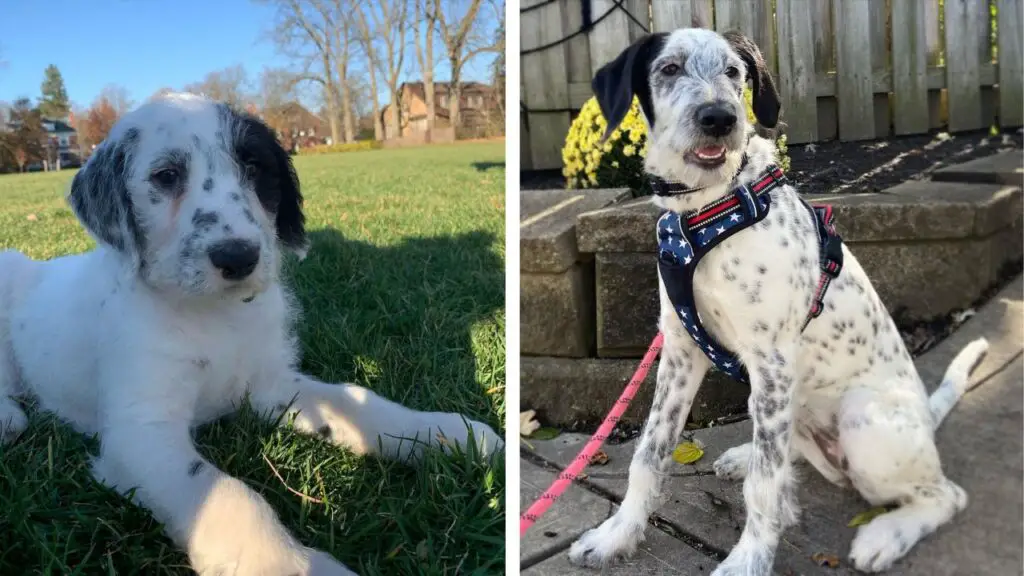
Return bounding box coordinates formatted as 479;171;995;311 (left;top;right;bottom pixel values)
924;0;944;128
892;0;930;135
562;0;592;86
626;0;650;41
998;0;1024;126
692;0;714;28
945;0;985;132
522;0;569;170
869;1;891;137
979;0;998;126
833;0;875;140
652;0;692;32
753;0;776;76
589;0;635;76
812;0;838;140
776;0;817;143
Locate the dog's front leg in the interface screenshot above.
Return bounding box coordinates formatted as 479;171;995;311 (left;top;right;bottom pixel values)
253;373;503;463
712;347;799;576
92;417;354;575
569;327;710;567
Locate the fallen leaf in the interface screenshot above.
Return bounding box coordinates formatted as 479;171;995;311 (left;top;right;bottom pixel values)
672;441;704;464
519;410;541;437
384;544;403;560
529;427;561;441
589;450;610;466
847;506;889;527
26;214;37;221
811;552;840;568
415;540;429;560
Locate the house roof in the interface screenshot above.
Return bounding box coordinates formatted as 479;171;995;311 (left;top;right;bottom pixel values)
43;119;76;134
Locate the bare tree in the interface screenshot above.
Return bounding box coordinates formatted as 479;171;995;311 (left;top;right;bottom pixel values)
355;0;409;140
265;0;361;144
432;0;500;132
97;84;135;117
414;0;440;141
183;64;252;109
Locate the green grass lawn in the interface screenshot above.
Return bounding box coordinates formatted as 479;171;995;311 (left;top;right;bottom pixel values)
0;142;507;575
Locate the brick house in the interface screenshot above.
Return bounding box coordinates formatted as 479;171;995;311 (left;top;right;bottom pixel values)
254;102;328;152
3;115;81;170
381;81;500;141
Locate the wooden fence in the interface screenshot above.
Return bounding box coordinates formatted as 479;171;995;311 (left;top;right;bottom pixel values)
521;0;1024;171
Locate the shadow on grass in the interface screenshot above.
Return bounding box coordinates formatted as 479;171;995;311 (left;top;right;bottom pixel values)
472;161;505;172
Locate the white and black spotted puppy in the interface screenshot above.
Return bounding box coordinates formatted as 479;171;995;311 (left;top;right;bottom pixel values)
0;93;502;576
568;28;989;575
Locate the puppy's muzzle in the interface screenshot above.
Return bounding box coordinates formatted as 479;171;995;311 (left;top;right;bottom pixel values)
695;102;737;137
209;240;260;281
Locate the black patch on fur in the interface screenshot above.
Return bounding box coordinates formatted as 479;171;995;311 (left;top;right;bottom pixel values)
591;33;668;139
722;30;781;128
221;104;306;251
203;177;214;191
188;460;204;476
192;209;219;228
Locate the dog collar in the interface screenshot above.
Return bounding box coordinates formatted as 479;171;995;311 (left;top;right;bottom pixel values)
647;150;750;197
656;165;844;384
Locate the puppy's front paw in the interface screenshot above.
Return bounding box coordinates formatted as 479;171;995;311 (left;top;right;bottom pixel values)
568;515;645;568
848;515;915;573
711;545;773;576
713;444;750;481
428;413;504;457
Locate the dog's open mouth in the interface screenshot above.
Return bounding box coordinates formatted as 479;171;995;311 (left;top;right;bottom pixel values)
685;145;727;168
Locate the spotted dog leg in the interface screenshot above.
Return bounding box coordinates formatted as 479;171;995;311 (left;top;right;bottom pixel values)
569;332;710;567
254;373;504;463
712;348;799;576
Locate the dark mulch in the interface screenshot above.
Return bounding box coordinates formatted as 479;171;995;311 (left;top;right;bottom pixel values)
521;128;1023;193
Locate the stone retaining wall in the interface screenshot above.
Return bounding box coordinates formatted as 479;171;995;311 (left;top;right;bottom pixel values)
521;151;1024;427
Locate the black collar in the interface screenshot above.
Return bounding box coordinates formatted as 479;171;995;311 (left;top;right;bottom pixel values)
647;152;751;197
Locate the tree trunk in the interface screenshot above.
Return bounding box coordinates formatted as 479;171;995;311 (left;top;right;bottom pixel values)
388;87;401;137
322;56;341;145
448;56;462;135
366;65;383;141
336;61;355;143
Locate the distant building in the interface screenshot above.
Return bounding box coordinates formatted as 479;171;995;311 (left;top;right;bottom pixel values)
381;81;501;141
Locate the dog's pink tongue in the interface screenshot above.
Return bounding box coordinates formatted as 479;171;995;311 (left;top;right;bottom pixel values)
696;145;725;157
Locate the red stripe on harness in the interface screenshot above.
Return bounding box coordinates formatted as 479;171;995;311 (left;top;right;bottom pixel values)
686;197;740;226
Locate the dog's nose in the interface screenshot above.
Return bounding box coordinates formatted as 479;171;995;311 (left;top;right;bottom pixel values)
695;103;737;137
208;240;260;280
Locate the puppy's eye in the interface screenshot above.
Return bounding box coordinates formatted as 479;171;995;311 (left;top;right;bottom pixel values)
152;168;179;188
661;64;680;76
726;66;740;79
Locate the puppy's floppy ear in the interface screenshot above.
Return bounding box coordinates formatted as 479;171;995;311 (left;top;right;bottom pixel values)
67;128;146;259
722;30;780;128
267;137;307;258
592;33;666;140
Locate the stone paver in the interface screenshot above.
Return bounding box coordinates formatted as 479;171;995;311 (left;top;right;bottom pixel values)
932;150;1024;187
522;277;1023;575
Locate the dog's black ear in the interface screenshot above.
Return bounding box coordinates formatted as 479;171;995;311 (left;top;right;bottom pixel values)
229;108;308;257
592;34;666;139
67;128;146;259
722;30;780;128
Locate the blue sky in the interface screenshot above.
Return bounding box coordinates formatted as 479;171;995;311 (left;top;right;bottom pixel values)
0;0;497;112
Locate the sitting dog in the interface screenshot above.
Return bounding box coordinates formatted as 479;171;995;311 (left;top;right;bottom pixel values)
567;28;988;574
0;93;502;576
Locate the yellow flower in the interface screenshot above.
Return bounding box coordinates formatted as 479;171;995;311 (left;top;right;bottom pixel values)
623;145;636;157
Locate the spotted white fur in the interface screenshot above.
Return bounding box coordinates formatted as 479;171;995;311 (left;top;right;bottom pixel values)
569;28;988;575
0;93;502;576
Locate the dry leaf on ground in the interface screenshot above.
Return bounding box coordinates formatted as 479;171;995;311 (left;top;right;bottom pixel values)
811;552;840;568
589;450;610;466
672;441;704;464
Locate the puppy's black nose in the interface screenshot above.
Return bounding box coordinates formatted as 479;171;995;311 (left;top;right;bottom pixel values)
209;240;260;280
695;103;737;137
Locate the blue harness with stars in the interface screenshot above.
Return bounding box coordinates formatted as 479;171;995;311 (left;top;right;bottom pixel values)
653;164;845;385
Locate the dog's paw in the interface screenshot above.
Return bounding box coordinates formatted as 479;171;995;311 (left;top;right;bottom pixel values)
711;541;774;576
848;515;915;573
713;444;751;481
427;414;504;458
568;516;644;568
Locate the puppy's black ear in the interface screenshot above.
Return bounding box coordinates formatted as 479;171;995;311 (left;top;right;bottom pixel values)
230;107;308;257
266;136;307;256
722;30;780;128
67;128;145;259
592;33;666;140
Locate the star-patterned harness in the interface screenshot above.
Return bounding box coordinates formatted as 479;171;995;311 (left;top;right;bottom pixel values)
654;164;844;384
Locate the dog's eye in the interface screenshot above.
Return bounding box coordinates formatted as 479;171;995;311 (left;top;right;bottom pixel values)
661;64;680;76
151;168;179;188
725;66;740;79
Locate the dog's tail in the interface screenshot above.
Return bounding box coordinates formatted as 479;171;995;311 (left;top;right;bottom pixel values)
928;338;990;429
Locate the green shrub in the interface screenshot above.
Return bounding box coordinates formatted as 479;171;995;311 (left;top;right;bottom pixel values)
563;87;790;194
299;140;382;155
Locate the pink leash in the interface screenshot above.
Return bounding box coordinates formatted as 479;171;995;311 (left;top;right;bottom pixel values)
520;332;664;537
